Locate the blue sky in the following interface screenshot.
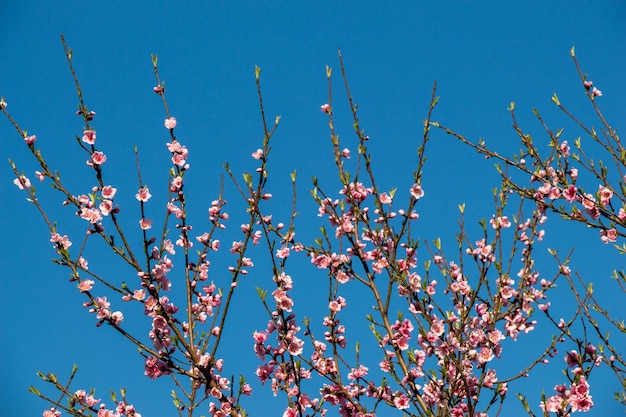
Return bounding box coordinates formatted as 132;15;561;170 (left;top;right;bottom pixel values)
1;2;625;416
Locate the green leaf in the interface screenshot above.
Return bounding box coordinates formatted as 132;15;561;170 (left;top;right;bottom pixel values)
243;172;252;186
326;65;332;78
551;93;560;106
255;65;261;79
570;46;575;57
255;287;267;301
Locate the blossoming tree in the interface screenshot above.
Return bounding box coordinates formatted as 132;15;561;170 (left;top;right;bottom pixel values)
3;38;623;417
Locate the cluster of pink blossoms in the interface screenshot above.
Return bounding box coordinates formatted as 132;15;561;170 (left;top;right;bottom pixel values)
540;376;593;413
41;391;141;417
530;149;623;244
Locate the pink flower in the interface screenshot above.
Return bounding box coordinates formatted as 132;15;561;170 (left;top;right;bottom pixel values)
0;99;6;110
82;130;96;145
139;218;153;230
111;311;124;325
379;192;392;204
135;186;152;202
341;148;351;158
80;207;102;224
565;350;579;367
410;183;424;199
79;280;94;292
89;151;107;166
99;200;113;216
592;87;602;97
598;185;613;206
164;117;177;129
478;347;495;364
35;171;45;181
583;80;593;90
24;135;36;145
490;216;511;229
393;394;410;410
320;103;330;113
13;175;31;189
600;228;617;244
144;356;170;379
43;408;62;417
563;185;577;203
276;246;290;259
251;149;263;159
153;85;165;94
558;141;570;156
50;233;72;250
102;185;117;199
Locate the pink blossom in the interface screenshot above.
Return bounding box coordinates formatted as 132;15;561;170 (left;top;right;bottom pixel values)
111;311;124;325
320;103;330;113
0;99;6;110
341;148;351;158
170;176;183;191
598;185;613;206
570;168;578;180
164;117;177;129
13;175;31;189
43;408;62;417
537;182;551;195
477;347;495;364
80;207;102;224
548;187;560;200
79;280;94;292
88;151;107;166
50;233;72;250
490;215;511;229
101;185;117;199
583;80;593;90
600;228;617;244
251;149;263;159
276;246;290;259
558;141;570;156
82;130;96;145
24;135;37;145
135;186;152;202
272;288;294;312
78;257;89;270
176;235;193;249
139;218;153;230
347;365;368;380
99;200;113;216
592;87;602;97
144;356;170;379
564;350;579;367
410;183;424;199
393;394;410;410
563;185;578;203
153;84;165;94
379;192;392;204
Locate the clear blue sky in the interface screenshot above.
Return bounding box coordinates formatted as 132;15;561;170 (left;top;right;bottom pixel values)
1;2;625;417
